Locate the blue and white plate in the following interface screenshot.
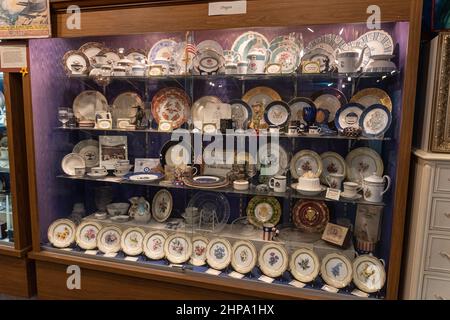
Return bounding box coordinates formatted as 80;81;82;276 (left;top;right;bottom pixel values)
334;103;365;132
148;39;177;63
359;104;392;137
125;172;164;182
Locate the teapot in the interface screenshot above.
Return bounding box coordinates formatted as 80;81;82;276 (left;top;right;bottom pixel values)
362;173;391;203
336;46;368;73
247;45;270;74
128;196;151;223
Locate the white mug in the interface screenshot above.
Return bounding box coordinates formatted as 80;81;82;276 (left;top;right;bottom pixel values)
326;173;345;190
237;61;248;74
343;182;362;197
269;175;287;193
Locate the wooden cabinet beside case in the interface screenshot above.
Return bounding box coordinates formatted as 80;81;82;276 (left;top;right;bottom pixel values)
24;0;423;300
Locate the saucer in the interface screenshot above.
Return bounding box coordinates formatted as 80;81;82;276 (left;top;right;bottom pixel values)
87;172;108;178
94;212;107;220
111;215;130;223
340;192;362;200
291;183;327;196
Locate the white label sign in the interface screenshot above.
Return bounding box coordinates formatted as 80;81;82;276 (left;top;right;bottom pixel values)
0;45;27;69
326;188;341;201
208;1;247;16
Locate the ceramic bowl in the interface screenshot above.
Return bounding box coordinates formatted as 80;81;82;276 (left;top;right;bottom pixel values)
106;203;130;216
233;180;249;191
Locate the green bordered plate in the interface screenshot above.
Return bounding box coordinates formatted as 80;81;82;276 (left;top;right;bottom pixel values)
246;196;281;228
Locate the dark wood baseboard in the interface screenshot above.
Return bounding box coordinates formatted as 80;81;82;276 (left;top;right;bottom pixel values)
0;254;36;298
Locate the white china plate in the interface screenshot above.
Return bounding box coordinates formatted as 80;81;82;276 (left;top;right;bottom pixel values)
120;227;145;256
231;31;269;63
164;233;192;264
321;253;353;289
312;91;347;122
87;172;108;178
73;90;108;122
335;103;365;131
290;150;323;179
197;40;224;56
340;192;362;200
61;153;86;176
291;183;327;196
48;219;76;248
63;50;89;75
345;147;384;183
128;174;162;181
231;240;257;274
112;92;144;121
148;39;177;63
191;96;222;130
352;255;386;293
152;189;173;223
357;30;394;57
206;238;232;270
269;44;301;74
79;42;104;65
320;152;347;185
190;236;209;266
360;104;392;137
143;231;167;260
290;248;320;283
258;243;288;278
258;142;289;176
75;221;102;250
73;139;99;168
97;226;122;254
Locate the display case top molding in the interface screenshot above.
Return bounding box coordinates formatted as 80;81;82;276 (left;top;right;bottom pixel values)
51;0;415;38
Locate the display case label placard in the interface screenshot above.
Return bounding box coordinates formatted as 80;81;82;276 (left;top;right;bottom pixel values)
0;45;27;69
208;1;247;16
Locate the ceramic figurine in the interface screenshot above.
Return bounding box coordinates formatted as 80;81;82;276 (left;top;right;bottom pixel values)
128;196;151;223
132;105;146;129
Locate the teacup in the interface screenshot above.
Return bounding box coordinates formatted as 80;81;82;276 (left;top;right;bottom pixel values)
91;166;107;175
309;125;322;135
288;126;300;135
74;166;86;177
182;165;198;178
113;167;130;177
343;182;362;197
326;173;345;190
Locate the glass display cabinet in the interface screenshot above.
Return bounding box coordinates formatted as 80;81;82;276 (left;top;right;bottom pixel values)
26;0;422;300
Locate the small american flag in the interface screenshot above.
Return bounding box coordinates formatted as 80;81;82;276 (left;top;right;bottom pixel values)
185;31;197;55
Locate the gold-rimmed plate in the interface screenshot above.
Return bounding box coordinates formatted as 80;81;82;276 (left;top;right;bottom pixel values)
350;88;392;112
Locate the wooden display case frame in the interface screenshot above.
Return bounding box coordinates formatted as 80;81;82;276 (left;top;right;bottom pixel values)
0;44;35;297
25;0;423;300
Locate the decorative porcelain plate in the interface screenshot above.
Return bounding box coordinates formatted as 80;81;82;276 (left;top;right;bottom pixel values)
334;103;365;132
73;139;99;168
269;43;301;74
231;240;257;274
73;90;108;122
246;196;281;228
120;227;145;256
197;40;224;56
231;31;270;62
258;243;288;278
243;87;282;126
143;230;167;260
305;34;346;57
183;176;229;189
190;236;209;266
350;88;393;112
48;219;76;248
164;233;192;264
289;248;320;283
148;39;177;63
62;50;90;75
321;253;353;289
186;192;230;233
61;153;86;176
264;101;291;127
345;147;384;183
112;92;144;120
223;50;241;64
359;104;392;137
194;49;224;74
320;151;347;185
291;184;327;196
270;34;303;53
152;189;173;223
125;48;147;64
206;238;232;270
292;200;329;233
160;141;191;167
357;30;394;56
75;221;102;250
288;97;317;124
352;255;386;293
290;150;323;179
97;226;122;254
126;172;164;182
258;142;289;176
191;96;222;130
230;99;252;130
311;88;348;122
79;42;104;65
151;87;190;129
97;48;122;65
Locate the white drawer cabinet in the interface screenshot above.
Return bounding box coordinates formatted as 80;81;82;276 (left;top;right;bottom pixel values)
402;150;450;299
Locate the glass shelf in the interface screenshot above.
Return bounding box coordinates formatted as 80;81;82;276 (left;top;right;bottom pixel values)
55;127;391;141
57;174;385;206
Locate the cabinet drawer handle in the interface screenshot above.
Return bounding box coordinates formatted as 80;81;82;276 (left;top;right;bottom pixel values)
440;251;450;260
434;293;447;300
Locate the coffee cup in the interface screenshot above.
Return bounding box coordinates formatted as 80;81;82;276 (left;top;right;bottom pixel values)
288;126;300;135
309;125;322;135
343;181;362;197
74;166;86;177
91;166;107;175
269;175;287;193
326;173;345;190
182;165;198;178
113;167;130;177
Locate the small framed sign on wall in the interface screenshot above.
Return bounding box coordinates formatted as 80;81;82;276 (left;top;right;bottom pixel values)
0;0;51;39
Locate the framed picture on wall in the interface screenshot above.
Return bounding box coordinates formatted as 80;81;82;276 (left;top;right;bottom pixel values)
0;0;51;39
432;0;450;31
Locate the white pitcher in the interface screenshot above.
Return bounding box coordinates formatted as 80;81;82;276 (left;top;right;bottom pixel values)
362;173;391;203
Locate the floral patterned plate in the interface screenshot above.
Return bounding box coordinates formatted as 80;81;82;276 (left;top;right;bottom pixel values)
359;104;392;137
320;253;353;289
290;150;323;179
247;196;281;228
320;151;346;185
164;233;192;264
190;236;209;266
292;200;329;233
48;219;76;248
120;227;145;256
352;254;386;293
152;189;173;223
289;248;320;283
151;87;190;129
345;147;384;183
143;230;167;260
231;240;257;274
206;238;232;270
258;243;288;278
75;221;102;250
97;225;122;254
